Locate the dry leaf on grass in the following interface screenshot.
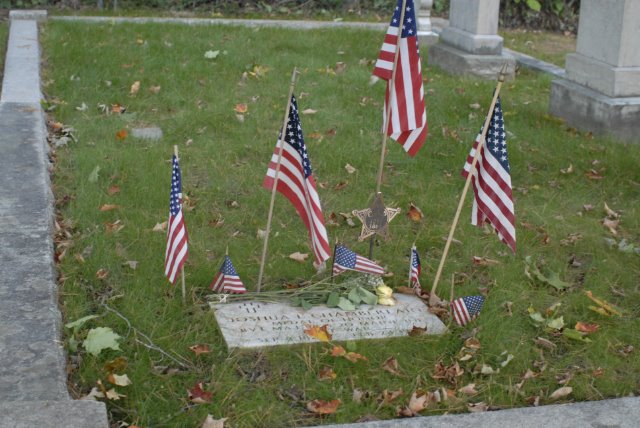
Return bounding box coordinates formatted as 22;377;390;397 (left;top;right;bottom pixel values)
602;218;619;235
331;345;367;362
344;163;357;174
549;386;572;400
472;256;500;266
379;388;403;405
189;344;211;356
382;356;402;376
115;129;128;141
397;392;429;417
107;373;132;387
575;322;599;333
289;252;309;262
234;103;248;114
152;221;167;232
306;399;340;415
129;80;140;96
318;366;337;381
467;401;489;412
302;108;317;115
107;185;120;195
188;382;213;404
95;268;109;280
458;383;478;395
202;415;227;428
99;204;120;212
406;203;424;222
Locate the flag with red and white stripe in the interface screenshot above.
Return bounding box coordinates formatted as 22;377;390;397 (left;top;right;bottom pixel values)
462;97;516;253
263;95;331;266
373;0;427;157
165;155;188;284
410;246;421;290
332;244;385;276
210;256;246;294
451;295;485;326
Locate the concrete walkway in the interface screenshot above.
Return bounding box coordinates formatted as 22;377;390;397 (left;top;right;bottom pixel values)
0;10;107;427
0;10;635;428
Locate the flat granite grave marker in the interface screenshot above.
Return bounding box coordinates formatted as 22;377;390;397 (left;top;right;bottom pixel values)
211;294;447;349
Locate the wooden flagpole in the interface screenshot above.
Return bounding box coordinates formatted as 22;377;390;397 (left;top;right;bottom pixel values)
330;241;338;283
429;65;508;306
368;0;408;260
174;144;187;305
257;67;300;292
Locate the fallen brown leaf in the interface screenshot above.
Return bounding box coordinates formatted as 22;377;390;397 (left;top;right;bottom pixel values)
472;256;500;266
152;221;167;232
379;388;403;405
130;80;140;96
318;366;337;381
188;382;213;404
458;383;478;395
202;414;227;428
107;185;120;195
304;325;332;342
406;203;424;222
99;204;120;212
306;399;340;415
96;268;109;280
289;252;309;262
549;386;572;400
575;322;599;333
467;401;489;412
189;344;211;357
602;218;619;235
382;356;402;376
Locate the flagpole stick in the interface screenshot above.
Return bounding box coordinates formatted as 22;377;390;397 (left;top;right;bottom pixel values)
368;0;408;260
257;67;300;292
174;144;187;305
330;242;338;283
447;273;455;328
428;65;508;307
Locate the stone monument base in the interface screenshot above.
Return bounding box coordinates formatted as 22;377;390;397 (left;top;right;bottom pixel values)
428;42;516;80
549;78;640;142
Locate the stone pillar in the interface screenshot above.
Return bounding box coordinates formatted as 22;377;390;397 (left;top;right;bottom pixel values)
417;0;438;46
428;0;515;79
549;0;640;141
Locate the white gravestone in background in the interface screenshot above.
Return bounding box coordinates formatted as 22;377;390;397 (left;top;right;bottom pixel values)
211;294;447;349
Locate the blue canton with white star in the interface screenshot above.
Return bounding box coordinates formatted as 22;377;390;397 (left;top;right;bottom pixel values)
412;249;420;269
390;0;417;37
462;295;485;318
169;155;183;216
483;97;510;172
278;95;312;178
335;245;357;269
221;255;239;275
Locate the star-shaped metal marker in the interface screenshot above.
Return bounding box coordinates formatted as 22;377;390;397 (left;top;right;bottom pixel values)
352;193;401;241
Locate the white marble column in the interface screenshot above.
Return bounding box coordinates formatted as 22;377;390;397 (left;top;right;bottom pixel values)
549;0;640;141
428;0;515;79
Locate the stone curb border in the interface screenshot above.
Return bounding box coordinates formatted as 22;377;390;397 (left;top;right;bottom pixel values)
0;9;108;427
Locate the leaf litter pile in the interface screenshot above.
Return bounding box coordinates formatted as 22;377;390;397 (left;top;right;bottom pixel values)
42;20;640;427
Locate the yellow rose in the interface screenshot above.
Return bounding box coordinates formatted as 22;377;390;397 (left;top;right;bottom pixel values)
377;296;396;306
376;284;393;298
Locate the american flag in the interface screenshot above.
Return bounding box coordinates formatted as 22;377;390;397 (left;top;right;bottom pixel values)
164;155;188;284
462;97;516;253
210;255;246;294
263;95;331;266
332;244;385;276
410;246;421;289
451;295;484;326
373;0;428;157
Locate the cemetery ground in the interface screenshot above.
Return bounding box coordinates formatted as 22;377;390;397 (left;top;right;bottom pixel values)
42;20;639;427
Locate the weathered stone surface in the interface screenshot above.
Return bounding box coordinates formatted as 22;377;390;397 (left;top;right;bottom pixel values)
0;401;108;428
439;0;502;54
211;294;446;349
131;126;163;140
428;43;516;80
9;9;47;22
315;396;640;428
1;20;42;104
549;78;640;142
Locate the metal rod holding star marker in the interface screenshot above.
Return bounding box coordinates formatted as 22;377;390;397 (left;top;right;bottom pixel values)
174;144;187;305
256;67;300;293
428;64;508;307
366;0;408;260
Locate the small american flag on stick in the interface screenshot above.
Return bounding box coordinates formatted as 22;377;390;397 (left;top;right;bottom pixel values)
210;256;246;294
451;295;484;326
373;0;428;156
410;246;421;290
263;95;331;266
462;97;516;253
164;155;188;284
333;244;385;276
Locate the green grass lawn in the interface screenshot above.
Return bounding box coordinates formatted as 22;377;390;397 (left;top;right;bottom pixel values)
502;29;576;67
42;20;639;427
